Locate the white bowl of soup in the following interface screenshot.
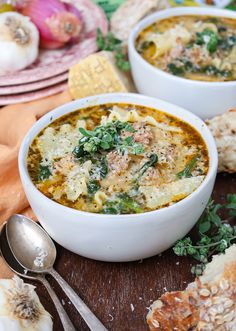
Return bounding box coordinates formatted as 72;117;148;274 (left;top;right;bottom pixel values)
18;93;217;262
129;7;236;119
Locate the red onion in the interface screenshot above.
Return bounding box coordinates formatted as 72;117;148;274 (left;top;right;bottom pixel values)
21;0;83;49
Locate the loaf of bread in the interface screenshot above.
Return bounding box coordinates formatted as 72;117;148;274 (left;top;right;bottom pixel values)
147;244;236;330
110;0;169;42
206;109;236;173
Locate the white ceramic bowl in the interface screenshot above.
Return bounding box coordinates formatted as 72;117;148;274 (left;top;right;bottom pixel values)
19;93;218;262
129;7;236;119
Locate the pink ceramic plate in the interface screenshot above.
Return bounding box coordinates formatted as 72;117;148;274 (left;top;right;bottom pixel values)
0;82;67;105
0;0;108;86
0;72;68;95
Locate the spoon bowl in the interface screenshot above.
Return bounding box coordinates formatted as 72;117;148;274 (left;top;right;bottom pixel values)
0;223;77;331
5;214;108;331
6;214;56;273
0;223;36;279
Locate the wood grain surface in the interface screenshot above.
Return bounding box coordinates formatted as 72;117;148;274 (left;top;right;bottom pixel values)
33;173;236;331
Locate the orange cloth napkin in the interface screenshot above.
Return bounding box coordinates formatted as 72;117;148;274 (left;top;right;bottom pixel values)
0;89;72;278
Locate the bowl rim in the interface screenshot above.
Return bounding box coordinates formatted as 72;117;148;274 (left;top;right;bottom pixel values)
128;6;236;87
18;92;218;220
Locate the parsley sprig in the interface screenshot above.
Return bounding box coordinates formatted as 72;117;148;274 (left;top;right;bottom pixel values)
173;195;236;276
96;28;131;71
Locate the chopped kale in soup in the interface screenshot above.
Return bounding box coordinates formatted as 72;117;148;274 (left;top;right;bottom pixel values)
27;104;208;214
136;15;236;81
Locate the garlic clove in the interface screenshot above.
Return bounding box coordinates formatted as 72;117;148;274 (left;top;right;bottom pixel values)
0;12;39;75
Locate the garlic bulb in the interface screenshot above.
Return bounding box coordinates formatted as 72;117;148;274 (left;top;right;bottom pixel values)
0;12;39;75
0;276;53;331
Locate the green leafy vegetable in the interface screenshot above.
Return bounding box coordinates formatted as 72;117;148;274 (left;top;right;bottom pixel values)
99;156;108;179
173;195;236;276
136;153;158;180
218;35;236;49
87;180;100;196
96;28;130;71
195;28;219;53
202;65;232;78
38;165;51;181
177;155;198;179
167;63;185;76
102;193;142;214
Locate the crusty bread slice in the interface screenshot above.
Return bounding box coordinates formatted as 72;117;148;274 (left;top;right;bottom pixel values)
147;244;236;330
110;0;170;42
206;109;236;173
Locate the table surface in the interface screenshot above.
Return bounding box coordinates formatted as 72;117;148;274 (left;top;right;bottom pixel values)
34;173;236;331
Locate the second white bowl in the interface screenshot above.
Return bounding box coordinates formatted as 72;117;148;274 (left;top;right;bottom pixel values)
129;7;236;119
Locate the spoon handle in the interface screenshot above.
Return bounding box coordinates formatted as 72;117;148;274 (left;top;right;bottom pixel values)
39;276;76;331
50;268;108;331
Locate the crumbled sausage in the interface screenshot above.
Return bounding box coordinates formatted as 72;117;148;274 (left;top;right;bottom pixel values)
53;154;75;175
107;151;130;175
140;167;161;186
121;122;153;146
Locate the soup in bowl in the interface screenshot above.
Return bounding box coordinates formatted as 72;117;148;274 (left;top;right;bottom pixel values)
136;15;236;82
19;93;217;261
129;7;236;119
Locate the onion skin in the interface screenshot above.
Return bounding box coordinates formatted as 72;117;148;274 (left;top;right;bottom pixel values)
21;0;83;49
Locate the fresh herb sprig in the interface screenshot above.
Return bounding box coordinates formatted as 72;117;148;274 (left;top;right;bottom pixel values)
96;28;130;71
73;121;144;157
173;195;236;276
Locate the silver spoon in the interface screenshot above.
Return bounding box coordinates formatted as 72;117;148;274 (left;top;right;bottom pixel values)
0;223;76;331
6;214;107;331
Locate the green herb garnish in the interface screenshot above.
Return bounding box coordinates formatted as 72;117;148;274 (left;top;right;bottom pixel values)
195;28;218;53
96;28;130;71
102;193;142;214
173;195;236;276
38;165;51;181
74;121;143;157
117;136;144;155
177;155;198;179
87;180;100;196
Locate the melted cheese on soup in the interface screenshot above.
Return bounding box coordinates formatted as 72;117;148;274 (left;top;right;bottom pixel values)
27;104;209;214
136;16;236;82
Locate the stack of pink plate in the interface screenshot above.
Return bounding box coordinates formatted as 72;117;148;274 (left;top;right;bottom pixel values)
0;0;108;105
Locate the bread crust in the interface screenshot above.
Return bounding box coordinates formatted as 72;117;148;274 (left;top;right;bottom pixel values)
147;245;236;331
